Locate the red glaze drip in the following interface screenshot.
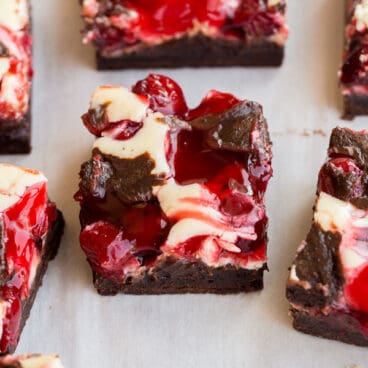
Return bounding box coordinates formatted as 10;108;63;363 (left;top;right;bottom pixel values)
0;182;55;353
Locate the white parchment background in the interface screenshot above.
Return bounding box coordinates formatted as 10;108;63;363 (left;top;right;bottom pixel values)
3;1;368;367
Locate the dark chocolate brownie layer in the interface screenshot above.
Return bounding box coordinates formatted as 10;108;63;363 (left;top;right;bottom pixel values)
286;223;343;309
0;112;31;154
97;35;284;69
291;309;368;347
93;257;266;296
343;94;368;120
3;210;64;355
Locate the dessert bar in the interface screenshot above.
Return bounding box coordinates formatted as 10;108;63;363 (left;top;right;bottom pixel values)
75;74;273;295
287;127;368;347
0;0;32;153
0;164;64;354
340;0;368;118
81;0;288;69
0;354;63;368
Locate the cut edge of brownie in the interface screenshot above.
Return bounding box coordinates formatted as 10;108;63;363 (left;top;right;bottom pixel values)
290;309;368;347
0;111;31;154
342;93;368;120
92;257;266;296
3;210;64;355
96;35;284;69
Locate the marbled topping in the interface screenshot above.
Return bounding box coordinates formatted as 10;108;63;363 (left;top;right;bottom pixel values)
76;74;272;282
81;0;288;56
0;0;32;121
0;164;57;353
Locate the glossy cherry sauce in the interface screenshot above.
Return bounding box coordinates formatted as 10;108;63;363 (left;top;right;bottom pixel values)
0;182;55;352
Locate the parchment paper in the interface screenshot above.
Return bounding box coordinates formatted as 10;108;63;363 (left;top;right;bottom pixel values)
5;1;367;367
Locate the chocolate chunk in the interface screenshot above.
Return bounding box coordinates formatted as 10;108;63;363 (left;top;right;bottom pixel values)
81;102;110;136
329;127;368;168
318;161;366;202
99;151;165;204
294;223;343;302
79;154;113;199
189;101;269;155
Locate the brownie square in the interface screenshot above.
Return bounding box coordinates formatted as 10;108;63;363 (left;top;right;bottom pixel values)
75;74;273;295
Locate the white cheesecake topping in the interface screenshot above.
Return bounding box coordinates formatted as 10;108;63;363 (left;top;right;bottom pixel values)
315;193;368;274
0;354;63;368
0;0;28;31
268;0;281;7
95;113;170;177
91;85;170;177
0;164;46;212
155;178;258;251
20;355;63;368
90;86;148;123
355;0;368;31
82;0;100;18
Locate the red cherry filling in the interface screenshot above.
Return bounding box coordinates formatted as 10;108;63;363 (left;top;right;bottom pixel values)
80;221;135;280
82;103;143;139
185;91;240;121
80;203;169;280
345;265;368;313
0;182;55;353
132;74;188;117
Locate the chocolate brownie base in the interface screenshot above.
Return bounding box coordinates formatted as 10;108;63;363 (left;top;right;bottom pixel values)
291;309;368;347
97;36;284;69
0;112;31;154
3;210;64;355
343;93;368;120
92;257;266;296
